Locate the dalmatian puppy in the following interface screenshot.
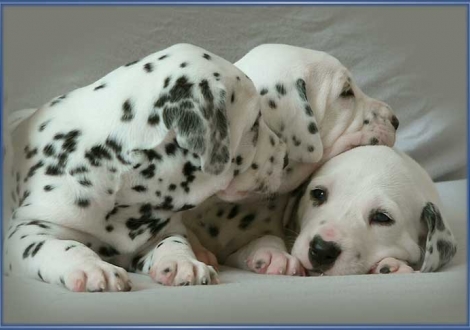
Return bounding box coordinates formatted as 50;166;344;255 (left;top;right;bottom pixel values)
3;43;289;291
183;146;457;276
219;44;399;201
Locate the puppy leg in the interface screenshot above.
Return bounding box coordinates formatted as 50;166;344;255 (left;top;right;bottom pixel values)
225;235;306;276
370;257;418;274
4;219;132;292
131;214;219;286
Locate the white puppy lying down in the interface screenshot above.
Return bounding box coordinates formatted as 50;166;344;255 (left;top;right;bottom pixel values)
183;146;457;276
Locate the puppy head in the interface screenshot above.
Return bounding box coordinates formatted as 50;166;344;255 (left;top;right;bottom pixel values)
289;145;456;275
235;44;398;194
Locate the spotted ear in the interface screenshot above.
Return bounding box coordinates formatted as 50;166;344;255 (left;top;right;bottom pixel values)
161;78;231;176
419;202;457;272
258;79;323;164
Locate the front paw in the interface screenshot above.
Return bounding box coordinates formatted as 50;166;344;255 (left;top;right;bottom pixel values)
64;261;132;292
149;256;219;286
246;248;306;276
370;257;418;275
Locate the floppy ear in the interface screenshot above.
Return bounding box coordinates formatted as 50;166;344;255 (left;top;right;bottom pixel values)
419;202;457;272
160;78;231;176
258;78;323;164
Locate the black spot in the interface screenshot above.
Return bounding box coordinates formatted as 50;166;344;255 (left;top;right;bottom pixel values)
132;185;147;192
148;113;160;126
231;92;235;103
143;62;154;72
180;62;187;68
305;105;314;117
142;149;163;162
121;99;134;122
140;164;156;179
292;135;301;147
44;185;54;191
269;135;276;146
208;225;219;237
70;166;89;175
363;119;370;125
98;246;119;258
213;72;220;78
260;88;268;96
227;205;239;219
85;145;112;167
216;209;224;217
178;204;195;212
107;189;114;195
168;184;177;191
239;214;256;230
203;53;211;60
236;156;243;166
308;122;318;134
78;179;92;187
38;270;44;281
308;145;315;152
31;241;45;257
251;163;259;170
124;60;139;67
94;83;106;91
43;144;55;157
26;160;45;179
65;245;76;251
158;54;168;60
233;169;239;177
164;77;171;88
22;243;35;259
165;143;177;156
105;225;114;232
76;198;90;208
38;120;51;132
270;156;275;163
105;138;122;154
268;99;277;109
275;83;286;96
296;78;308;101
168;76;194;103
370;138;379;145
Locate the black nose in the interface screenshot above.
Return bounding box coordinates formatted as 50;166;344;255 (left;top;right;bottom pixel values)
309;235;342;267
390;115;399;130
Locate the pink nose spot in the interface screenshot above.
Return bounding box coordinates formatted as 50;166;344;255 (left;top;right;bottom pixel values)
323;228;336;240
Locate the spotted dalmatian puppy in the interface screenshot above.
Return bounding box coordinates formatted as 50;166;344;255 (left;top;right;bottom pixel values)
219;44;399;201
183;146;457;276
4;43;290;291
3;43;397;291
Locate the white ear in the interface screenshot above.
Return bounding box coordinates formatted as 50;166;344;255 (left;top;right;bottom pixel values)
419;202;457;272
257;78;323;164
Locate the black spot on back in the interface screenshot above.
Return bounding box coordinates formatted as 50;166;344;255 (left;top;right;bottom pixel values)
203;53;212;60
239;214;256;230
308;122;318;134
144;63;154;73
121;100;134;122
94;83;106;91
227;205;239;219
275;83;286;96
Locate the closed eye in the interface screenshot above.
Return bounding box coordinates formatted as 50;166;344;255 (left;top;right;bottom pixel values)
369;210;395;226
340;85;354;98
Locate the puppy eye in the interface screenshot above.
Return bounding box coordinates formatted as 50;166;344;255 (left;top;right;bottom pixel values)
310;187;328;205
340;85;354;98
370;211;395;226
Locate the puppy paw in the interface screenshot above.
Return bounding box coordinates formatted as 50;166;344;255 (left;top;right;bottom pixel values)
370;257;418;275
149;256;219;286
246;249;306;276
64;261;132;292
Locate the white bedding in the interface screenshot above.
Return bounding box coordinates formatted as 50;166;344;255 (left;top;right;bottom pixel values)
4;179;467;325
